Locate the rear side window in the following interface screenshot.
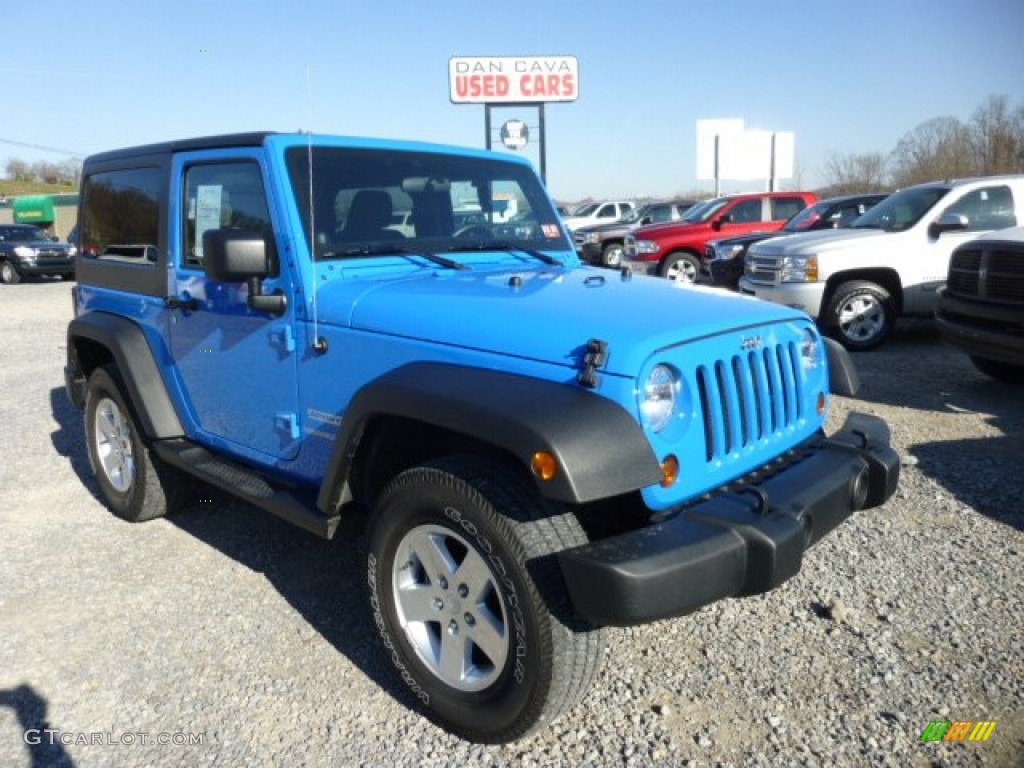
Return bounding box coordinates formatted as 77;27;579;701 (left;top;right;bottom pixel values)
81;167;162;263
771;197;807;221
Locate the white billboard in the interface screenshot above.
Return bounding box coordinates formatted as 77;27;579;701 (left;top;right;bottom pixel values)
449;56;579;104
697;119;794;182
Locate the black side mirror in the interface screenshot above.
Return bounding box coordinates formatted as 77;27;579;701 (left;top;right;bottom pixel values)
928;213;968;239
640;215;652;225
202;229;286;315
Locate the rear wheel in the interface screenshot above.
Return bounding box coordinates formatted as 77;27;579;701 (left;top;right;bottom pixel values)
367;456;605;743
659;252;700;283
84;366;182;522
825;280;895;350
0;260;22;285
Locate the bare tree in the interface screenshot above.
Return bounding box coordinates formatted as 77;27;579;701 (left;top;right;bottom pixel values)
5;158;32;182
819;151;889;195
889;116;975;187
968;94;1024;176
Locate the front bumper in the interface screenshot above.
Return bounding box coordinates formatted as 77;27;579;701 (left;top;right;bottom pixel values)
619;253;658;276
13;258;75;278
738;277;825;318
558;412;899;626
935;288;1024;366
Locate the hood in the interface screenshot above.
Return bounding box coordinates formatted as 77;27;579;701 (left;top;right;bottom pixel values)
576;220;635;236
713;228;794;248
314;265;807;376
748;227;890;257
633;219;711;239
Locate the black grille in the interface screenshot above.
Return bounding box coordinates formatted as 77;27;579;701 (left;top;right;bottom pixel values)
695;342;803;461
947;243;1024;303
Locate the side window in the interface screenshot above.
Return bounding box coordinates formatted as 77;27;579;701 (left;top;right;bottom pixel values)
943;186;1017;232
728;199;762;223
81;167;162;263
596;204;615;219
771;197;806;221
649;206;673;224
183;161;272;269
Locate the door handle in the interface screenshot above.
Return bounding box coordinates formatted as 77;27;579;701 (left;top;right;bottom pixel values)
165;296;200;311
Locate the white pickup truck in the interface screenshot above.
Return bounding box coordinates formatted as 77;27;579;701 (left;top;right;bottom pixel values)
739;175;1024;349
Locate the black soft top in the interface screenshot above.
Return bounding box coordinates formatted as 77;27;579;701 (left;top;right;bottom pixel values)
83;132;274;166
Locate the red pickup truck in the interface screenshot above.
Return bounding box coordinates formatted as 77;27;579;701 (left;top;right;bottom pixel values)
622;190;818;282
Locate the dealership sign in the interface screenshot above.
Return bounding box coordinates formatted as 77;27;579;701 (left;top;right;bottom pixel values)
449;56;579;104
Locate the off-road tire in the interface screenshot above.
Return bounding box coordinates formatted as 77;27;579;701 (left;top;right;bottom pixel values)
367;455;605;743
825;280;895;350
84;366;181;522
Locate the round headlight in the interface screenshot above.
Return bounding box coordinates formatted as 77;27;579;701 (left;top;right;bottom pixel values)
640;364;679;432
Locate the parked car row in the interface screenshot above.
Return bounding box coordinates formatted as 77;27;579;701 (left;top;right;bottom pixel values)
575;199;697;267
738;175;1024;350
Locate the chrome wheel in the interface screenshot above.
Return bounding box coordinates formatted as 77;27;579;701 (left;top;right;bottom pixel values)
602;243;624;267
392;522;509;692
93;396;135;493
662;255;698;283
836;294;885;343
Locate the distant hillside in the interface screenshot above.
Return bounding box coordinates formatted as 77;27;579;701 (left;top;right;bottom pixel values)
0;181;76;198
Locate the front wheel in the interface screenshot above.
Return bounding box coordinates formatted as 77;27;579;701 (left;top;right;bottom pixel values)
0;260;22;285
659;252;700;283
825;280;895;350
367;456;605;743
601;242;624;267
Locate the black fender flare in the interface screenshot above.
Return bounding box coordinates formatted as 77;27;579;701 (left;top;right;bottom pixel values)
318;362;662;511
66;312;184;439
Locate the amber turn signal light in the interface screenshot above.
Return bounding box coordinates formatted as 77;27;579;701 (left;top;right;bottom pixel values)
530;451;559;481
660;455;679;487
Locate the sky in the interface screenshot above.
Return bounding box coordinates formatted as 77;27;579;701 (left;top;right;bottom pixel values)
3;0;1023;203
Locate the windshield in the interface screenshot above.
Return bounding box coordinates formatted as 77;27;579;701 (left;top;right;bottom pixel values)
619;206;649;225
852;186;949;232
1;226;47;242
285;146;570;261
783;201;829;231
571;203;599;217
680;198;728;223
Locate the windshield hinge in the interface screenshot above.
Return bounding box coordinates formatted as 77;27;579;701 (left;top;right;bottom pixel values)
577;338;609;388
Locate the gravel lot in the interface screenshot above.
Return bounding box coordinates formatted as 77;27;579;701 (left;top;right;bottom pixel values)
1;279;1021;767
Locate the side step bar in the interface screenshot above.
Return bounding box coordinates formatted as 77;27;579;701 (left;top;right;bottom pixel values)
153;439;341;539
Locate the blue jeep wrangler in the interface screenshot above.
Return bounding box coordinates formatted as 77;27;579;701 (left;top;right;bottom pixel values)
64;132;898;743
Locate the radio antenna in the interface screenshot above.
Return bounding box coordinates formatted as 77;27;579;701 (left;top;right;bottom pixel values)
306;64;327;354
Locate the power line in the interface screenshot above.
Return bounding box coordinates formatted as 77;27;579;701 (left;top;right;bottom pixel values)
0;138;86;158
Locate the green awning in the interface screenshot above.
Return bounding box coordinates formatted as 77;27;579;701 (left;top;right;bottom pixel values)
13;195;55;224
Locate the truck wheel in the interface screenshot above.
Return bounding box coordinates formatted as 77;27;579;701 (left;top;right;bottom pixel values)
659;252;700;283
970;356;1024;384
1;260;22;285
367;456;605;743
84;366;180;522
601;242;624;267
825;280;894;350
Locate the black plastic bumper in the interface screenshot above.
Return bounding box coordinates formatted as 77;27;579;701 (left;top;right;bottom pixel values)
558;412;899;627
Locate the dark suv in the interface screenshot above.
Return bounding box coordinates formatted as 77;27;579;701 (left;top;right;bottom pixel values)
936;226;1024;383
575;199;696;267
704;193;888;290
0;224;77;284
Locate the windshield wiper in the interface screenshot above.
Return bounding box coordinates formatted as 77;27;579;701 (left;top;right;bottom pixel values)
324;244;470;271
446;241;561;266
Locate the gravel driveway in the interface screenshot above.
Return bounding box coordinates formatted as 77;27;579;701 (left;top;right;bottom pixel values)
0;280;1020;767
